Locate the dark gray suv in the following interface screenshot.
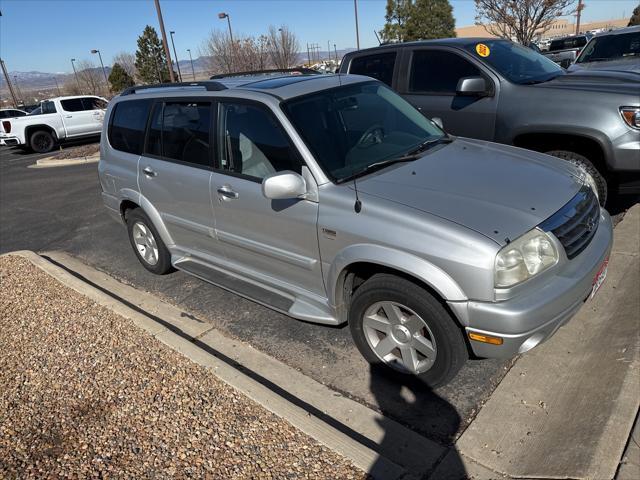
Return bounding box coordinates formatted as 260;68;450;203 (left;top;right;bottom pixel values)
340;38;640;204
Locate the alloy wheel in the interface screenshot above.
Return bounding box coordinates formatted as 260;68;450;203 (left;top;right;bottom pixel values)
132;221;159;266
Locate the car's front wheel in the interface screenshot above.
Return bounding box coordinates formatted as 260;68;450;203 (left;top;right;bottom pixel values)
126;208;173;275
349;274;467;387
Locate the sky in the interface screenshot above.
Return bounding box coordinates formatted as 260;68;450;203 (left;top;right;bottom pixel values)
0;0;637;73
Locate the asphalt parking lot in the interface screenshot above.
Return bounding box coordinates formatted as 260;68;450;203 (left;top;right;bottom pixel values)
0;144;636;449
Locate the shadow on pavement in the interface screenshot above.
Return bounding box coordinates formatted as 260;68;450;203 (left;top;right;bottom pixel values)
367;365;466;479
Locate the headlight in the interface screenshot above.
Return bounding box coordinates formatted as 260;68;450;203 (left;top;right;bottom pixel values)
580;170;599;202
495;228;558;288
620;107;640;130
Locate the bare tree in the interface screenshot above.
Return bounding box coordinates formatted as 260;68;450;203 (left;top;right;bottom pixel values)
475;0;576;44
112;51;137;80
61;79;83;96
200;30;235;74
267;25;300;69
201;30;275;74
235;35;270;71
76;60;106;95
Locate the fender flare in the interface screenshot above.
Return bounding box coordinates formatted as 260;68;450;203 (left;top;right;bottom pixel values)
327;244;467;312
119;189;175;248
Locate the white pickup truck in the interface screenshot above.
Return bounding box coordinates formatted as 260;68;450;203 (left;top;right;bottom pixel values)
0;95;107;153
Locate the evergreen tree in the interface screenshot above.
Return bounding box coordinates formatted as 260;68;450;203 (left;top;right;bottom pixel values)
629;5;640;26
380;0;456;42
108;63;135;92
135;25;171;83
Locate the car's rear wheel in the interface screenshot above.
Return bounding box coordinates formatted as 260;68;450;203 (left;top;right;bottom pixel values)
29;130;56;153
546;150;607;206
349;274;467;387
126;208;173;275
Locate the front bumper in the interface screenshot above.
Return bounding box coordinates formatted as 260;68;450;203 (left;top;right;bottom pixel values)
449;209;613;359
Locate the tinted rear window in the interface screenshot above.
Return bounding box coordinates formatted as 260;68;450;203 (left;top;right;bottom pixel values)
349;52;396;86
549;36;588;51
108;99;152;155
60;98;85;112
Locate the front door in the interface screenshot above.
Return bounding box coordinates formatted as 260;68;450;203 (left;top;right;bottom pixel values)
138;100;223;259
210;101;324;296
400;48;498;140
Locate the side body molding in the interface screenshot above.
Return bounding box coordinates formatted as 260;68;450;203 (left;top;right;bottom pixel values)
327;244;467;312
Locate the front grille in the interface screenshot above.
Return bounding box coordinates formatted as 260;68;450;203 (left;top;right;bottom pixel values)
539;186;600;260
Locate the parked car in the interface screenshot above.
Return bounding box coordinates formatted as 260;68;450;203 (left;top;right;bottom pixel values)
568;26;640;74
99;77;612;387
0;95;107;153
340;38;640;202
543;34;591;68
0;108;28;145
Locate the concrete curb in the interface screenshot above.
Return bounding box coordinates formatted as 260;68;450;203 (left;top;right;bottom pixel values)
2;249;439;480
31;153;99;168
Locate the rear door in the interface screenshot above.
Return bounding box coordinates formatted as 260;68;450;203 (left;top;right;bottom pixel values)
138;99;224;259
60;97;96;136
345;50;400;89
81;97;108;133
398;48;499;140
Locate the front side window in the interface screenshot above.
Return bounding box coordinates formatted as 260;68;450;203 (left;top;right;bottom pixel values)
145;102;212;167
42;101;57;114
218;102;300;181
463;40;563;84
409;50;482;93
282;82;444;183
60;98;84;112
576;31;640;63
109;99;152;155
349;52;396;86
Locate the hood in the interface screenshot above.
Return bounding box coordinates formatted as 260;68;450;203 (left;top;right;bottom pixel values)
355;138;582;245
535;70;640;95
568;58;640;74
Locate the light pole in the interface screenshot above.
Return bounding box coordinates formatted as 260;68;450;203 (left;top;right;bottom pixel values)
334;44;338;64
353;0;360;50
169;31;182;82
153;0;176;82
71;58;82;92
187;49;196;81
218;12;234;70
90;49;109;89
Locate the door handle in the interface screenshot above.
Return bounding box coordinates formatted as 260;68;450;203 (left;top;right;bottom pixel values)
217;186;238;200
65;115;73;118
143;166;157;177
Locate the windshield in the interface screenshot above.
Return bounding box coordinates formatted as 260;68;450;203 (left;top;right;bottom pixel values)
282;82;445;182
576;31;640;63
464;40;564;84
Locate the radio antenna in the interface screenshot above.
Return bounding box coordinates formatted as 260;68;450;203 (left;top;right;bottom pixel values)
353;176;362;213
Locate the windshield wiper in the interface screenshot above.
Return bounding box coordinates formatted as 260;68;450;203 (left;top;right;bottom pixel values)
338;137;453;183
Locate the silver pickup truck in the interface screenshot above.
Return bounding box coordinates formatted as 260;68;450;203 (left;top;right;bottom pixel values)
341;37;640;204
543;34;591;68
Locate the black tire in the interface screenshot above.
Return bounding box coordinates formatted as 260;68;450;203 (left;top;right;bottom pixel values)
349;274;467;388
29;130;56;154
546;150;607;206
125;208;173;275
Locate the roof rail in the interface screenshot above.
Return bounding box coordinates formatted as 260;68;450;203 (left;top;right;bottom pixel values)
120;81;227;96
210;67;319;79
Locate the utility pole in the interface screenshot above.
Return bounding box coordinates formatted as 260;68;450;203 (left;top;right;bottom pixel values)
0;59;18;108
334;44;338;63
169;31;182;82
71;58;82;93
13;75;24;106
575;0;584;35
187;48;196;81
153;0;175;82
53;76;61;96
354;0;360;50
306;43;311;66
327;40;330;62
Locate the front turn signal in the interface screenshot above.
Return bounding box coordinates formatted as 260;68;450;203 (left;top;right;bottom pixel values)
468;332;504;345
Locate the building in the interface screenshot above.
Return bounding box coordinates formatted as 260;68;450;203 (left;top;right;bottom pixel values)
456;16;629;39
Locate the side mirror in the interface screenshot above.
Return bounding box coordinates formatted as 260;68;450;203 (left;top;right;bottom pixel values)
431;117;444;130
262;171;307;200
456;76;491;97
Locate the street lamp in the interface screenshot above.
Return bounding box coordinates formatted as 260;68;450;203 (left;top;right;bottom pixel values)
187;48;196;81
218;12;234;70
90;49;109;89
70;58;81;92
169;31;183;82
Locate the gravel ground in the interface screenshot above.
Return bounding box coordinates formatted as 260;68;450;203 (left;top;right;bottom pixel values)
0;255;366;479
51;143;99;160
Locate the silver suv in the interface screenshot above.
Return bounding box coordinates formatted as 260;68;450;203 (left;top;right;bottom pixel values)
99;75;613;386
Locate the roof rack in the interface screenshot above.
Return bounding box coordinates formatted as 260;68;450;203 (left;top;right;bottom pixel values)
210;67;319;79
120;81;227;96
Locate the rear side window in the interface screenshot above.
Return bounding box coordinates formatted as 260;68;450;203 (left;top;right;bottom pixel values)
549;36;587;51
144;102;212;168
108;99;152;155
82;97;107;110
349;52;396;86
60;98;85;112
409;50;481;93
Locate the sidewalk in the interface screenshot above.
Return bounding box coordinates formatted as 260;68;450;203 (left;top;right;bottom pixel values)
0;255;365;479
